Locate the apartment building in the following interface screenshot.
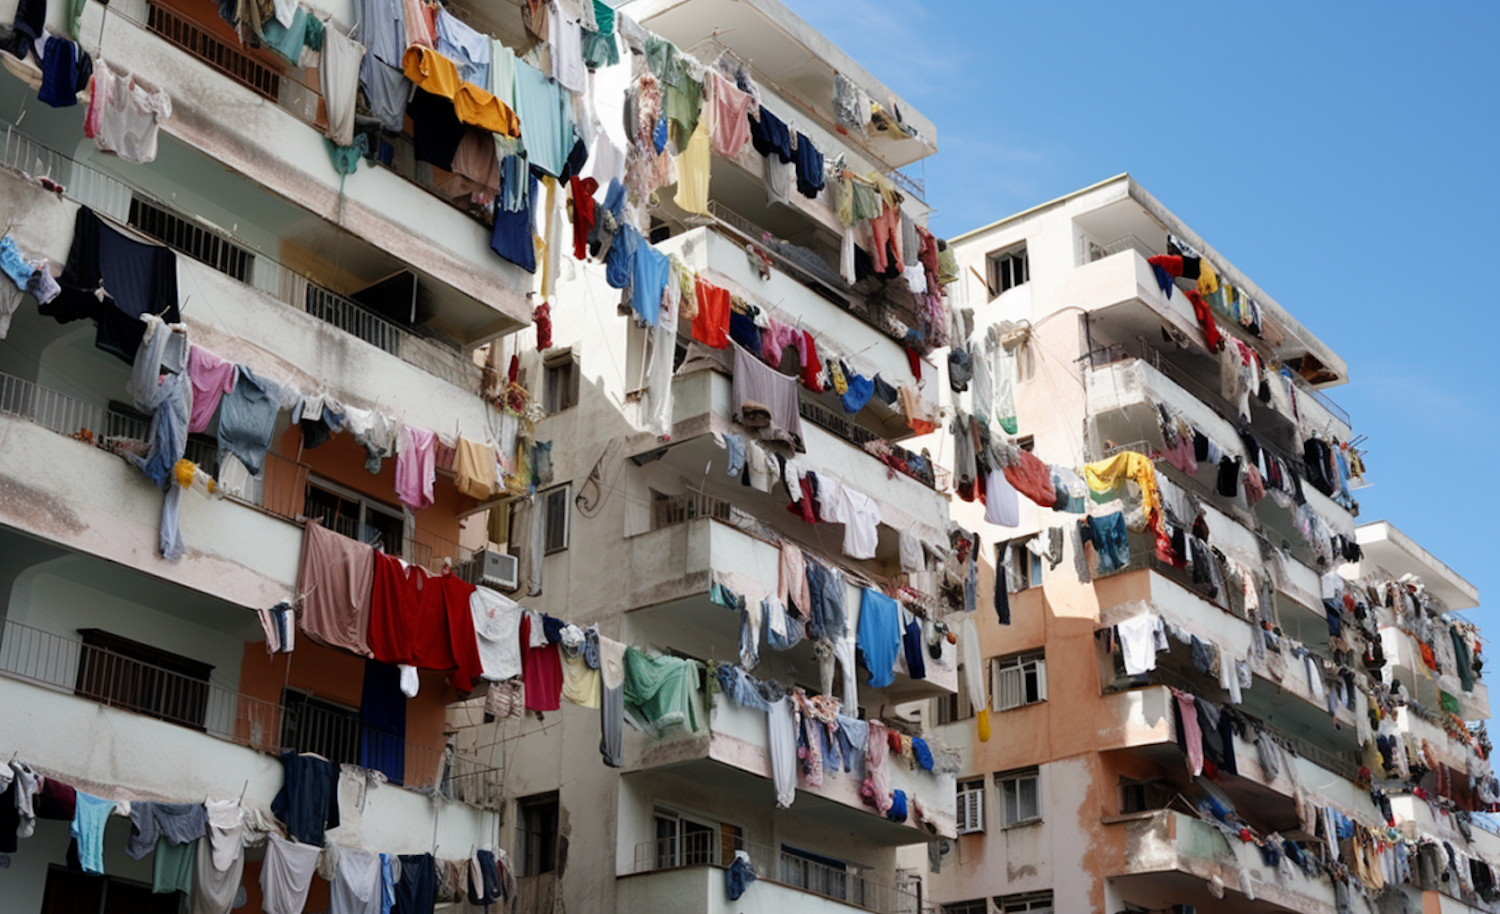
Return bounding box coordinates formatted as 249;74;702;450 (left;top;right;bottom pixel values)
917;176;1495;914
0;0;970;910
0;0;539;906
437;0;968;912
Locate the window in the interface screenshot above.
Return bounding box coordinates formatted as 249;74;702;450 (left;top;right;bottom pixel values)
1119;777;1174;815
506;487;571;558
996;768;1040;827
304;479;408;554
543;349;580;414
651;808;742;869
995;890;1052;913
1002;538;1043;591
42;865;180;914
943;902;989;914
986;244;1029;298
279;689;360;765
992;652;1047;711
129;196;254;282
517;792;560;877
956;778;985;834
74;629;212;730
935;667;973;725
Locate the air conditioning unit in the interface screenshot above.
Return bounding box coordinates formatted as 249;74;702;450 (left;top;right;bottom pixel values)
475;550;519;592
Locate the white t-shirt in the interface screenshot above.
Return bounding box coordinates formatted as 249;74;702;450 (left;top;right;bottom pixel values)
984;468;1020;527
471;587;525;680
837;486;881;560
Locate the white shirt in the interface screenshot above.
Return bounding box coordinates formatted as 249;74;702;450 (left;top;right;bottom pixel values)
836;486;881;560
472;588;525;680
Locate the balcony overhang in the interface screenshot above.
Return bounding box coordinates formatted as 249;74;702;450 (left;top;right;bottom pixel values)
1354;521;1478;612
621;0;937;171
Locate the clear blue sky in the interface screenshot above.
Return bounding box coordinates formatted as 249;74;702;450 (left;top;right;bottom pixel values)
797;1;1498;634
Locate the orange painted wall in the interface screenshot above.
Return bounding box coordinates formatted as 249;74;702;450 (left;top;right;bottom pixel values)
238;637;461;785
272;426;474;552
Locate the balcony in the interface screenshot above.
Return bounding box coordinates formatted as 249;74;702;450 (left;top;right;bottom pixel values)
1099;574;1360;740
1356;521;1479;613
1072;190;1348;390
623;517;956;702
8;0;531;339
0;617;500;807
1084;358;1356;572
629;0;937;173
1100;685;1373;830
1380;625;1491;722
656;226;938;413
1102;809;1342;913
620;835;918;914
638;368;948;542
0;116;494;389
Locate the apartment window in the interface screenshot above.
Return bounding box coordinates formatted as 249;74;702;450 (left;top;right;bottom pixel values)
517;792;560;877
129;196;253;282
996;890;1053;913
1119;777;1174;815
992;652;1047;711
956;778;985;835
1003;539;1044;591
74;629;212;730
279;689;360;765
943;902;989;914
651;808;742;869
543;349;580;414
997;768;1041;827
305;479;407;555
934;667;973;725
505;485;571;559
986;244;1029;298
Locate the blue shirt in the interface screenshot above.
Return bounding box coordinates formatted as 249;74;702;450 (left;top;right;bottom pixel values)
857;588;902;688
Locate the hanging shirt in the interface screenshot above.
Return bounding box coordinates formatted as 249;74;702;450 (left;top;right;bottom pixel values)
89;61;172;164
435;9;491;85
218;368;281;476
395;425;437;511
692;276;731;348
521;614;564;710
297;520;376;657
856;588;902;688
186;345;238;434
470;584;524;680
710;71;754;157
831;485;880;560
984;468;1020;527
261;835;322;914
548;0;587;93
513;58;573;176
673;119;712;215
271;753;340;847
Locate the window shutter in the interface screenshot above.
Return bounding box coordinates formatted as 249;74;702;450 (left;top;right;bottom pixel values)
993;660;1022;712
1034;658;1047;702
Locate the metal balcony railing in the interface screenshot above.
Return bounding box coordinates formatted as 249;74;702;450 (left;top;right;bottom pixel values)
631;833;918;914
1079;233;1158;265
0;617;503;808
0;121;476;387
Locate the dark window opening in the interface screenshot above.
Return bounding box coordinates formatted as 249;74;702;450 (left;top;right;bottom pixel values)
129;196;253;283
279;689;359;765
518;792;560;877
75;629;212;730
986;245;1029;298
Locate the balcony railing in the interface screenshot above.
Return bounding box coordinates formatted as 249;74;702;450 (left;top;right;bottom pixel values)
631;834;917;914
0;121;476;388
1080;233;1158;265
0;617;502;808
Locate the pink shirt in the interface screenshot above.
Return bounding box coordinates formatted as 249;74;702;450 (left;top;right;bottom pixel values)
711;72;754;159
187;345;238;434
396;425;437;511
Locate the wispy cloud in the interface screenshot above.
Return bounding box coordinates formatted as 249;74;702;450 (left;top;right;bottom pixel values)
794;0;964;93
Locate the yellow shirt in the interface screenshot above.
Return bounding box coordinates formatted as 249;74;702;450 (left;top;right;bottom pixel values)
1198;259;1219;296
561;653;601;709
1082;451;1161;520
403;47;522;137
673;119;712;216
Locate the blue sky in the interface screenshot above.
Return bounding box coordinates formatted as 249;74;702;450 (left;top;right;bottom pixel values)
796;1;1499;633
